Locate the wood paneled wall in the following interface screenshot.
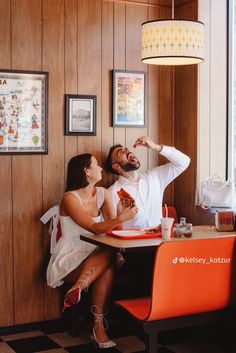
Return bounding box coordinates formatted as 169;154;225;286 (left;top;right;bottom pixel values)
174;0;215;225
0;0;182;327
174;0;198;223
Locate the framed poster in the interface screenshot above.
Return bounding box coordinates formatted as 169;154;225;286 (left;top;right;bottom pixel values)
65;94;96;136
113;70;146;127
0;69;48;154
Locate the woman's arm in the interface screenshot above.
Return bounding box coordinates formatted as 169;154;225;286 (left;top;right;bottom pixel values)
101;188;117;220
61;192;136;234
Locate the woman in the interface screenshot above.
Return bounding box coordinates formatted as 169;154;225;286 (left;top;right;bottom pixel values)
46;154;137;349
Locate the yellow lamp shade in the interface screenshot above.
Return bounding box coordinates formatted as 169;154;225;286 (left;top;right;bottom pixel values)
141;19;204;65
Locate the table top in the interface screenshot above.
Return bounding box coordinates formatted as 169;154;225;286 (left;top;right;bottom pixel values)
80;225;236;252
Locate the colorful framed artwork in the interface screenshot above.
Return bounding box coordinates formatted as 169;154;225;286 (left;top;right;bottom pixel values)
113;70;147;127
65;94;97;136
0;69;48;154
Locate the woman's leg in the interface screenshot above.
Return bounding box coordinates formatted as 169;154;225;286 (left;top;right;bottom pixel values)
66;248;114;289
91;266;115;343
64;248;116;344
63;248;115;308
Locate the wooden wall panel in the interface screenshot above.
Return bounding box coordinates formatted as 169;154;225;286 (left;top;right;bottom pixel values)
0;159;13;326
101;1;114;186
42;0;65;320
113;3;126;147
77;0;102;162
197;0;210;203
174;65;197;222
126;4;148;172
11;0;43;324
0;0;11;67
147;4;159;170
0;0;13;327
64;0;78;181
157;4;173;206
0;0;180;327
174;0;198;223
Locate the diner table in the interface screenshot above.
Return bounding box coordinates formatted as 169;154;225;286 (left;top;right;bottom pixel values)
80;225;236;253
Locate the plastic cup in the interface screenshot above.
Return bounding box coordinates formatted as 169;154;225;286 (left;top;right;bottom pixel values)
161;217;174;240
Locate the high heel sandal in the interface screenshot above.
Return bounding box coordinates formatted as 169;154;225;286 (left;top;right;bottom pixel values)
90;305;116;349
63;286;81;311
63;267;95;311
91;329;116;349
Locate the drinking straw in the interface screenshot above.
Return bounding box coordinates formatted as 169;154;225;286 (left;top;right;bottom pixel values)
164;204;168;218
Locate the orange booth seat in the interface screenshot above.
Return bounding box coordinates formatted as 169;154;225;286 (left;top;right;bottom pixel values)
115;237;236;353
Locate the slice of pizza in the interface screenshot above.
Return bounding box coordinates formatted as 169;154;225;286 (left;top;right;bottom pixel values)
117;188;135;207
145;224;162;233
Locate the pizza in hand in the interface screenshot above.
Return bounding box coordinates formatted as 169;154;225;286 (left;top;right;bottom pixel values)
117;188;135;207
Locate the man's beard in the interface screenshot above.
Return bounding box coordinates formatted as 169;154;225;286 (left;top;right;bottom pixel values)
118;160;140;172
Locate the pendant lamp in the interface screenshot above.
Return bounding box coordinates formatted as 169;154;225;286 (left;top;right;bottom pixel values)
141;0;204;65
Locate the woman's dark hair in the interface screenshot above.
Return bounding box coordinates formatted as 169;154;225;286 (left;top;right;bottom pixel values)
105;144;122;175
66;153;92;191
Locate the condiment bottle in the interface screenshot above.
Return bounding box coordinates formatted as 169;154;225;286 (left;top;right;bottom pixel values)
183;223;193;238
180;217;186;226
180;217;186;237
173;223;182;238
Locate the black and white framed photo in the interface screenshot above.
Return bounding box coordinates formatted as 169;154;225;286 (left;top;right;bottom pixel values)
65;94;96;136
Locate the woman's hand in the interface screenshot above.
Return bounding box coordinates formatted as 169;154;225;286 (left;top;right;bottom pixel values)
118;205;138;223
117;199;135;214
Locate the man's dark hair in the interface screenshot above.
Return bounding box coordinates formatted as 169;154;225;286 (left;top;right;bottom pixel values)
66;153;92;191
105;144;122;175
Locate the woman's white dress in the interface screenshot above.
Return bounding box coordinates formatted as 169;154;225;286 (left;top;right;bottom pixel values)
46;187;105;288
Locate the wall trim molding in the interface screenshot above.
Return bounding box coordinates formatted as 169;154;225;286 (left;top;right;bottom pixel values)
103;0;170;9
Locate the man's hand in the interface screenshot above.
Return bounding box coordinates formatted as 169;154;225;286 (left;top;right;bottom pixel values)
133;136;163;152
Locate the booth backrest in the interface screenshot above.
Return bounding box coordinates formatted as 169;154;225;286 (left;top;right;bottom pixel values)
148;237;236;321
162;206;178;223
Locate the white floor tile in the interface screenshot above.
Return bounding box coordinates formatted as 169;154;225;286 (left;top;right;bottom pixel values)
0;342;16;353
48;331;90;347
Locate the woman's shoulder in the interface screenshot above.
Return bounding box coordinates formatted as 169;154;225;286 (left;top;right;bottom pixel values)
61;190;82;204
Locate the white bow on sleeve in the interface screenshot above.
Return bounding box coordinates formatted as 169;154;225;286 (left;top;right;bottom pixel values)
40;205;60;254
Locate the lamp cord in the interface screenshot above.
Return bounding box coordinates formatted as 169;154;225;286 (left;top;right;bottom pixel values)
172;0;174;19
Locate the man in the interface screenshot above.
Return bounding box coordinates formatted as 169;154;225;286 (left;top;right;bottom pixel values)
106;136;190;229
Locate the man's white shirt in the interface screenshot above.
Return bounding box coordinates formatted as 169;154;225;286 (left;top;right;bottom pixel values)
108;146;190;229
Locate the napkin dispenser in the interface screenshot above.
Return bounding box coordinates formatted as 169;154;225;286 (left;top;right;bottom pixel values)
215;211;235;231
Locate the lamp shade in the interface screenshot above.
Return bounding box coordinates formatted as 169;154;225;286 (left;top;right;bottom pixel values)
141;19;204;65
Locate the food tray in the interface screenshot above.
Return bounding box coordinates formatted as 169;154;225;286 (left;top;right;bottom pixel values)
107;229;162;240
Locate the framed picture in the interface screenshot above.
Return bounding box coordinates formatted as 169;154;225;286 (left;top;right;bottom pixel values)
65;94;97;136
113;70;146;127
0;69;48;154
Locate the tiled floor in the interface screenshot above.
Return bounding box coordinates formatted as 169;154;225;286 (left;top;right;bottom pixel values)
0;317;235;353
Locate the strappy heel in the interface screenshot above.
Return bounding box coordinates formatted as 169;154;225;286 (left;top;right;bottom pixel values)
63;286;81;312
63;267;95;311
91;329;116;349
90;305;116;349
